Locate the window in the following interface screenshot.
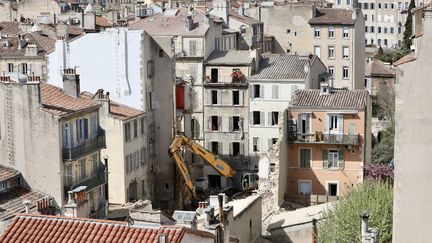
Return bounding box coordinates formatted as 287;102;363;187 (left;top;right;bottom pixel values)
271;138;278;145
314;46;321;58
271;111;279;125
253;111;261;125
133;119;138;138
365;26;368;33
252;84;261;98
343;66;349;79
253;137;259;152
21;63;28;74
370;3;374;9
363;2;368;9
79;159;86;180
211;141;219;155
364;14;367;21
7;63;13;72
328;150;339;168
211;68;218;83
390;27;394;34
328;46;335;59
330;115;338;130
271;85;279;99
232;90;240;105
140;147;145;165
384;3;388;9
140;118;145;135
134;151;139;169
328;182;338;196
286;29;291;33
343;28;349;38
232;142;240;156
298;113;311;134
76;118;89;142
299;180;311;195
342;46;349;59
211;90;218;105
158;49;163;57
232;116;240;131
328;26;334;38
63;123;72;148
378;3;382;8
314;27;320;38
149;91;155;110
328;66;334;75
370;26;374;33
384;39;388;46
124;122;131;142
384;27;388;34
378;39;382;46
210;116;220;131
299;148;311;168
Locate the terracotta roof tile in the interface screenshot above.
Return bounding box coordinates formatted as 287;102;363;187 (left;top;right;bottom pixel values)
393;52;416;67
0;32;56;57
369;59;396;77
228;10;261;25
290;89;369;109
0;164;20;182
40;83;100;117
0;22;20;36
0;214;215;243
96;16;112;28
309;8;356;25
0;188;49;222
250;54;316;80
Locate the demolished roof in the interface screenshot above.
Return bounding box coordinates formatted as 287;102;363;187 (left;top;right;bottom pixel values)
0;214;215;242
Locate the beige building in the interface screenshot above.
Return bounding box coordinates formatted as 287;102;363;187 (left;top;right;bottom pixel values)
365;59;395;96
283;88;371;204
81;90;153;206
0;69;108;218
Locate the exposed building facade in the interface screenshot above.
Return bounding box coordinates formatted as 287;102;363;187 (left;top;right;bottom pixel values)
283;88;371;204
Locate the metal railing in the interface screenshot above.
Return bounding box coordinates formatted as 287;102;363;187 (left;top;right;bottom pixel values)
62;130;106;161
64;163;107;195
286;194;339;206
204;76;248;87
289;132;359;145
174;48;204;58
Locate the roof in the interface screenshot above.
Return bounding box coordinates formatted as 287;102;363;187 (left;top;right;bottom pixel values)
81;91;144;120
0;214;215;242
290;89;369;109
225;194;260;218
96;16;112;28
40;82;100;117
0;165;20;183
309;8;356;25
250;54;315;80
367;59;396;77
206;50;254;65
228;10;262;25
0;22;20;36
0;188;48;222
0;32;55;57
129;8;211;36
393;52;416;67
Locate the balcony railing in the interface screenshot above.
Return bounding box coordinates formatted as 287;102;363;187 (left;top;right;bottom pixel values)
203;76;248;88
174;48;204;58
63;131;106;161
289;132;359;145
64;164;107;196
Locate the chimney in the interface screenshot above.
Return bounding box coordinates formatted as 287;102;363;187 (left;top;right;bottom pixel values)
67;191;76;204
23;200;31;213
159;234;169;243
185;15;194;31
63;68;80;97
25;43;38;56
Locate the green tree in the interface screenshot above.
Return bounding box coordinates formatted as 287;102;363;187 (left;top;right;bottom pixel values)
400;0;416;55
317;182;393;243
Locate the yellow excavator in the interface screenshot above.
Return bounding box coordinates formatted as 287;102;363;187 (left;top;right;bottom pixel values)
169;135;258;197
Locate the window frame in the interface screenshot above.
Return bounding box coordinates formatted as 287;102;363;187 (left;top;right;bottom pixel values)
342;66;349;79
299;148;312;168
328;150;339;168
314;27;321;38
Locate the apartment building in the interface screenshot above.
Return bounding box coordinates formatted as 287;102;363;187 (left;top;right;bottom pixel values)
248;54;328;156
81;90;152;205
130;7;223;208
202;50;256;189
0;69;108;218
283;88;371;203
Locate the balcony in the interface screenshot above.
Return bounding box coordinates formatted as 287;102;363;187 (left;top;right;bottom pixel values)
174;48;204;58
63;131;106;161
288;132;359;145
64;164;107;196
203;75;248;88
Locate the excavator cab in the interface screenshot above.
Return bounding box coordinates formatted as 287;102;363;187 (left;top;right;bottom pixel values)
239;172;259;191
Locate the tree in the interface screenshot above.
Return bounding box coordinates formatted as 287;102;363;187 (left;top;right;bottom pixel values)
317;182;393;243
400;0;416;55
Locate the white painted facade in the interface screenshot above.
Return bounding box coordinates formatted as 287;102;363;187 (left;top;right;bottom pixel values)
47;28;144;110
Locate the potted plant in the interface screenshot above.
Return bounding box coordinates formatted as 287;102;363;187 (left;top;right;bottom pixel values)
231;70;245;83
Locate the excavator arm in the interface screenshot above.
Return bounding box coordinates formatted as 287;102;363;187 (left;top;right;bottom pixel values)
169;135;238;195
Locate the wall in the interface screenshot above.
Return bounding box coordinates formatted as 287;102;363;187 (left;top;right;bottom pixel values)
353;12;366;90
16;0;61;20
180;233;214;243
0;82;63;207
47;28;144;110
229;196;262;243
270;223;313;243
0;56;46;81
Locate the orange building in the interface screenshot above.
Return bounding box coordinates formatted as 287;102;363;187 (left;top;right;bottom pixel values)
284;87;371;202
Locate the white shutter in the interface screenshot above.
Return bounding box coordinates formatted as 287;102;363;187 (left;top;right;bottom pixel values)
272;85;279;99
229;117;233;132
240;143;245;156
229;143;233;156
250;112;253;125
218;142;223;155
239;91;244;106
324;114;329;133
250;85;254;98
218;116;222;130
208;117;212;130
217;90;222;105
268;138;273;150
268;112;272;126
305;114;311;134
260;85;264;98
260;112;265;126
297;114;303;133
338;114;344;133
207;90;212;105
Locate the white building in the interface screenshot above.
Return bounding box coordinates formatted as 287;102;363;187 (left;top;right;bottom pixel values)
248;54;327;154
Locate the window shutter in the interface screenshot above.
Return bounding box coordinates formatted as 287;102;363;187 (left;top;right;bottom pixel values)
305;114;311;134
339;150;345;170
272;85;279;99
218;116;222;130
207;90;212;105
76;120;80;140
240;143;244;155
250;85;254;98
297;114;303;134
208;117;211;131
322;149;328;168
229;117;233;132
218;142;223;155
84;119;89;139
349;123;356;135
249;112;253;125
217;90;222;105
268;112;272;126
207;142;211;151
260;112;265;126
290;85;298;98
306;149;311;168
239;91;244;106
338;114;344;134
260;85;264;98
229;143;233;156
268;138;272;150
324;114;329;134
